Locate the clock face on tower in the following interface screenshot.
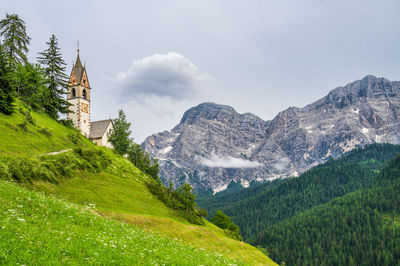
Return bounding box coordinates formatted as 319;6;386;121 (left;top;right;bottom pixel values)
81;103;89;114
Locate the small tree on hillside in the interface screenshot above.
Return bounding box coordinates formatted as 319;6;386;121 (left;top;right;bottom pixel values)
37;34;69;118
211;210;242;240
0;44;14;114
108;109;132;155
127;143;160;180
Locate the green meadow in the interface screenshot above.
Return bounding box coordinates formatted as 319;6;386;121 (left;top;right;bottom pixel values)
0;105;275;265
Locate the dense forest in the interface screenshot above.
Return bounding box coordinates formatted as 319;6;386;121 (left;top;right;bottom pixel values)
199;143;400;240
253;155;400;265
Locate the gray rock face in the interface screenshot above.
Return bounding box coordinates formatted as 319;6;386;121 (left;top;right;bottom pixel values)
142;75;400;192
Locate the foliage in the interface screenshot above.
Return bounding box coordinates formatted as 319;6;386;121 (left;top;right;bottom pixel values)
127;143;159;180
37;34;69;118
108;109;132;155
0;180;243;265
199;143;400;240
0;147;111;184
0;45;14;114
251;155;400;265
10;63;47;109
0;13;31;67
147;180;205;225
211;211;242;240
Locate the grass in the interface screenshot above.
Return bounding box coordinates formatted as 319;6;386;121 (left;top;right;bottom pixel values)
0;104;92;157
0;180;241;265
0;104;276;265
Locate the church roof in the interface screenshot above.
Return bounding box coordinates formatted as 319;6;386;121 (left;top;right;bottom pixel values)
69;50;90;88
90;119;113;139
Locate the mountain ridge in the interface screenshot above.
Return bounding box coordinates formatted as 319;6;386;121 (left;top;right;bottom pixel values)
143;75;400;192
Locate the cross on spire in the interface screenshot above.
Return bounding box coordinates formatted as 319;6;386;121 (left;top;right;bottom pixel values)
76;40;80;53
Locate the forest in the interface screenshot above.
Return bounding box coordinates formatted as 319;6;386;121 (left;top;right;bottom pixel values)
253;155;400;265
199;143;400;264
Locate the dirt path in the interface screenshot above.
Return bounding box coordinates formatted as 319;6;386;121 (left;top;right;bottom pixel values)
45;149;72;156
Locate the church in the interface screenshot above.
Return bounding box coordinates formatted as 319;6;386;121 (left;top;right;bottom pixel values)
66;49;114;148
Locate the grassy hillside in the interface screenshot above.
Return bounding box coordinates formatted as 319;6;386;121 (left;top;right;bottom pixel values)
199;143;400;240
0;105;274;265
0;180;240;265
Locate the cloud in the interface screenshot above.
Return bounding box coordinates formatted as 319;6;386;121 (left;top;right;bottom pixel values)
199;153;263;168
273;157;291;171
116;52;210;101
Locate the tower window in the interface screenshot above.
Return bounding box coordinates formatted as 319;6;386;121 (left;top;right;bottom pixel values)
72;88;76;97
83;89;87;99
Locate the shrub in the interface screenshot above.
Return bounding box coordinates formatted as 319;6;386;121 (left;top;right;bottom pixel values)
147;180;204;225
38;127;52;137
67;132;82;144
0;147;112;184
211;211;242;241
17;121;28;131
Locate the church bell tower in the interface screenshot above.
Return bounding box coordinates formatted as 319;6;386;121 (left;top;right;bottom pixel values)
67;49;91;137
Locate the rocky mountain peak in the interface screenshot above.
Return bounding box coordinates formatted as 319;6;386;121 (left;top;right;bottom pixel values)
143;76;400;192
179;102;241;125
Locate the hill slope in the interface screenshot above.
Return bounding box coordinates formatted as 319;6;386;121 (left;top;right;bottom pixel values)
252;155;400;265
0;105;274;265
143;75;400;192
0;180;240;265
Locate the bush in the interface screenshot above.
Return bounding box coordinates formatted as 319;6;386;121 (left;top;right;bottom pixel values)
67;132;82;144
0;147;112;184
211;211;242;240
38;127;52;137
146;180;204;225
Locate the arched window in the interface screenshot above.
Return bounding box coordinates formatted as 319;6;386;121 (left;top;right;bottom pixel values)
83;89;87;99
72;88;76;97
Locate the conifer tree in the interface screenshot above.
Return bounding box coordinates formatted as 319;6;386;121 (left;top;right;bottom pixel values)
0;13;31;67
0;44;14;114
37;34;69;118
108;109;132;155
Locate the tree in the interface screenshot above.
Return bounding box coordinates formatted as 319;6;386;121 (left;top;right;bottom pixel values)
177;183;196;214
127;143;160;180
37;34;69;118
108;109;132;155
0;13;31;67
211;210;242;240
10;63;46;109
0;44;14;114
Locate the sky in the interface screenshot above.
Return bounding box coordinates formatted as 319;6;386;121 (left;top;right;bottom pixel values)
2;0;400;142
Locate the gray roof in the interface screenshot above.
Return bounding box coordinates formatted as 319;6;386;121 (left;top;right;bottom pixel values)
90;119;112;139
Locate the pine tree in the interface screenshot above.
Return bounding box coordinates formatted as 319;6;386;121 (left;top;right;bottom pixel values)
108;109;133;155
0;13;31;67
37;34;69;118
0;44;14;114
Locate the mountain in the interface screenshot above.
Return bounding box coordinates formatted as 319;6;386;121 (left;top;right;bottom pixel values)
198;143;400;240
143;75;400;192
0;102;273;265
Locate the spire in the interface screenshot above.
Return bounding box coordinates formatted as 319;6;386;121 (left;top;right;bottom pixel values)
74;52;83;69
70;48;85;85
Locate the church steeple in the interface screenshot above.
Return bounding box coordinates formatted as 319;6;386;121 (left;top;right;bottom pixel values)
67;47;91;138
69;49;90;89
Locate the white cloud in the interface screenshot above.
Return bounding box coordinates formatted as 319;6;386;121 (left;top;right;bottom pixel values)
273;157;291;171
199;153;263;168
116;52;210;101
